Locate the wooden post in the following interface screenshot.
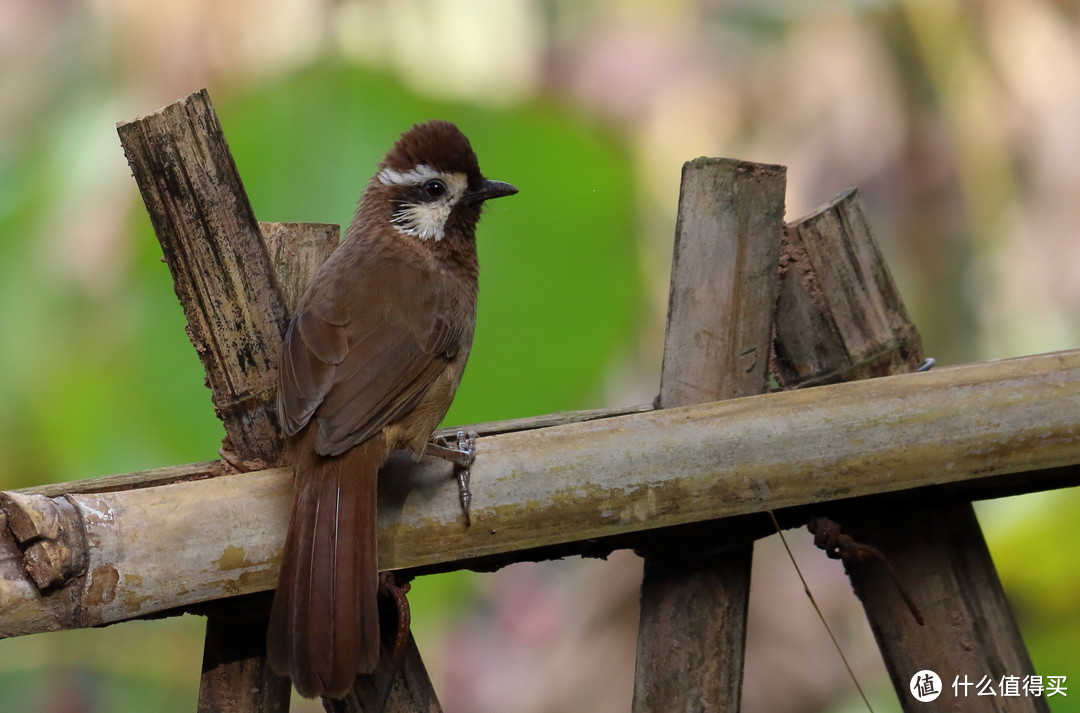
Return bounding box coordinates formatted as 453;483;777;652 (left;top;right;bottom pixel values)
117;90;289;466
632;158;786;712
775;189;1048;713
325;634;444;713
773;188;923;387
198;614;290;713
118;90;295;713
260;222;340;313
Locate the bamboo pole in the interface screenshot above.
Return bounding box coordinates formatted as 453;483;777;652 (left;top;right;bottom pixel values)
2;343;1075;641
17;405;653;499
632;157;786;713
778;189;1049;713
119;91;301;713
774;187;923;386
117;89;289;466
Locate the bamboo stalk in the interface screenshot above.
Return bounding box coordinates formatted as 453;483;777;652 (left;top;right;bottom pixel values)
779;188;1049;713
633;157;786;713
18;405;653;499
2;348;1075;640
117;89;289;466
119;91;304;713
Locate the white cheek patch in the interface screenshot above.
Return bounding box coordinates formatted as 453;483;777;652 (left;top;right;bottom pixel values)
384;170;469;241
391;201;454;241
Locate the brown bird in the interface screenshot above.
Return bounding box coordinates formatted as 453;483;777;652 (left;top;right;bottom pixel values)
266;120;517;699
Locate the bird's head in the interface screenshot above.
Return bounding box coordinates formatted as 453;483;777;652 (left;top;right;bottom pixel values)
372;120;517;242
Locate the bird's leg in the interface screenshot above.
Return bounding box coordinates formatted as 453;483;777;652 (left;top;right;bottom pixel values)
426;430;478;526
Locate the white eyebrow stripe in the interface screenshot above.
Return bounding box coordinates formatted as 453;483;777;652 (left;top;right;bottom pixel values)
378;164;442;186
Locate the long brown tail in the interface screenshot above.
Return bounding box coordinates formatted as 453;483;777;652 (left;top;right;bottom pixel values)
267;428;384;699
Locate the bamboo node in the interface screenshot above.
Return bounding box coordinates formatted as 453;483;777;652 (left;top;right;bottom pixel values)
0;492;89;590
1;491;62;542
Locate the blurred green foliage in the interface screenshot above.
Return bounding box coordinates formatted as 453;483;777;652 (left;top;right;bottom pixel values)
981;491;1080;713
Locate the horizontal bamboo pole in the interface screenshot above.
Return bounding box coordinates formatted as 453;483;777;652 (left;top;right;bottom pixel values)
15;405;653;499
1;349;1078;639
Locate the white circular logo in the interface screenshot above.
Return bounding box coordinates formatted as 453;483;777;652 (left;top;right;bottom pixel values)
910;670;942;702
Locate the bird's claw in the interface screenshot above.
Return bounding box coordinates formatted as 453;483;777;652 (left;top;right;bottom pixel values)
427;430;478;526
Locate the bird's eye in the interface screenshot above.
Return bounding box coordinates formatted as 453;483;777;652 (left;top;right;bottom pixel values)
422;179;447;198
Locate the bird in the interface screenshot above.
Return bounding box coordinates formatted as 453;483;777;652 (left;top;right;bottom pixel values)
266;120;517;699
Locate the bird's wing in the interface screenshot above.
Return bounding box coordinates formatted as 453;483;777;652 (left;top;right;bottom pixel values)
277;257;465;457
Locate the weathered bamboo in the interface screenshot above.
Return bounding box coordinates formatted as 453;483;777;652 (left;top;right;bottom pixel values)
120;92;305;713
2;348;1076;640
633;157;786;713
774;187;924;386
117;89;289;466
779;189;1048;713
17;405;654;499
18;460;223;498
260;221;339;314
325;633;444;713
198;614;290;713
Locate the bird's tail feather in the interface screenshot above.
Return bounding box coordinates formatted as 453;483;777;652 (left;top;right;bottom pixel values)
267;428;384;699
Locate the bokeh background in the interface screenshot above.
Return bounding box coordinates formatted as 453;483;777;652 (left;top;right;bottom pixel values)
1;1;1078;711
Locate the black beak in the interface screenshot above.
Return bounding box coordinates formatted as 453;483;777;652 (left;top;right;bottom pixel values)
462;179;518;205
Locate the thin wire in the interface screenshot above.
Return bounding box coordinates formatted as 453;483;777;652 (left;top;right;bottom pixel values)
767;510;876;713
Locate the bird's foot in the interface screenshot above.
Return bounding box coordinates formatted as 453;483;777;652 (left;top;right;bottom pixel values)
426;430;477;526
